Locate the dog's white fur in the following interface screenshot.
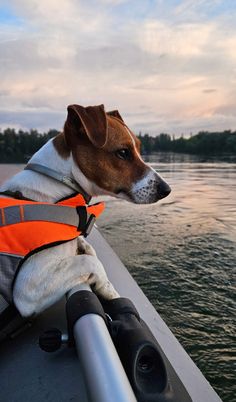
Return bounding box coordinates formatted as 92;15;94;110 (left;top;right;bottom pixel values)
1;122;170;317
1;140;120;317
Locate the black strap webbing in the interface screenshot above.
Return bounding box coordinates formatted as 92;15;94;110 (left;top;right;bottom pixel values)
76;206;87;233
0;304;20;330
0;191;34;201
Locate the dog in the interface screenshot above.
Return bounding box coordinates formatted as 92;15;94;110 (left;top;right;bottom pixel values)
0;104;171;318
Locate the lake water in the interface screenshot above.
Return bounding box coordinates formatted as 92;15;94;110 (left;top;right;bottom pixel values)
0;155;235;402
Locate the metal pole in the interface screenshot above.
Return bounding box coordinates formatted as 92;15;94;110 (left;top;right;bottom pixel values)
68;285;137;402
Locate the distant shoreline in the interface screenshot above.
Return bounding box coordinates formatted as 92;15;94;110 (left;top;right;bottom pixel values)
0;128;235;163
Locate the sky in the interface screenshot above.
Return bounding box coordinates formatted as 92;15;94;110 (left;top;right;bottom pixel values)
0;0;236;136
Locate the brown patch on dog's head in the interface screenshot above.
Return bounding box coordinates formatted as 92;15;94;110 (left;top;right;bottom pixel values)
65;104;108;148
61;104;148;196
53;132;70;159
107;110;124;122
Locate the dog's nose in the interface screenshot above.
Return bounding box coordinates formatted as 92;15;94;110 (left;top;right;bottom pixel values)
157;181;171;199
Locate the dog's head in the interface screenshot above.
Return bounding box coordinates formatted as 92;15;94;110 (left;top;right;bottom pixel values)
54;104;171;204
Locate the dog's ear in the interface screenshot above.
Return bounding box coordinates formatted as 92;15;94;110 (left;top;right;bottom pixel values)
107;110;124;122
66;104;108;148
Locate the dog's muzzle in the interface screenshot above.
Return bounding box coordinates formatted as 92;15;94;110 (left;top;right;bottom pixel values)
129;171;171;204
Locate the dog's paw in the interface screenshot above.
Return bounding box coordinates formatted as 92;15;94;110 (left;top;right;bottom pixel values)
13;252;119;317
77;237;97;256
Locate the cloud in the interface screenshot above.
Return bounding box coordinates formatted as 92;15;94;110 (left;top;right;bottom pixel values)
0;109;65;131
0;0;236;135
203;89;217;93
136;20;214;57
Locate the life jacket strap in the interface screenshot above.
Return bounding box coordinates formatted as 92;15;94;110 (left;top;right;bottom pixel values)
76;206;96;238
0;190;35;201
0;203;96;236
0;295;33;342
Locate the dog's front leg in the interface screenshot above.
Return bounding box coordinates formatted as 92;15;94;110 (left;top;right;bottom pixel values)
13;252;119;317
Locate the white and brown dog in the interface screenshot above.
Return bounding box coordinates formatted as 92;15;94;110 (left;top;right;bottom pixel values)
0;104;171;317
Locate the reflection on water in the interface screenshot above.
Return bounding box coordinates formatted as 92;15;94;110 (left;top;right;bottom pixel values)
144;152;236;164
0;155;235;402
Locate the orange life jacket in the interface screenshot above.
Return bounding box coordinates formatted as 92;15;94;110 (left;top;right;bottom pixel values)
0;194;104;304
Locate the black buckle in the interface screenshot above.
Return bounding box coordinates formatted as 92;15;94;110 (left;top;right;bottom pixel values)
76;206;96;237
84;214;96;237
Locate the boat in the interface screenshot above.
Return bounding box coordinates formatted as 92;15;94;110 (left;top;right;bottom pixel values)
0;227;222;402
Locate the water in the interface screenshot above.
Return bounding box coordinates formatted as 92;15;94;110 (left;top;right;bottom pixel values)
98;154;236;402
0;156;235;402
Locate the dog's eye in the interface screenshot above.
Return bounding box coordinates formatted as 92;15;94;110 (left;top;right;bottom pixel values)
115;148;132;160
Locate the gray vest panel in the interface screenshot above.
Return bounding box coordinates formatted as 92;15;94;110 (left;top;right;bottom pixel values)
0;254;22;303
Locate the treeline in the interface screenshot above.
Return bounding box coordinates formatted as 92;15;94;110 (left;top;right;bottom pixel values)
0;128;235;163
0;128;59;163
138;130;236;155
